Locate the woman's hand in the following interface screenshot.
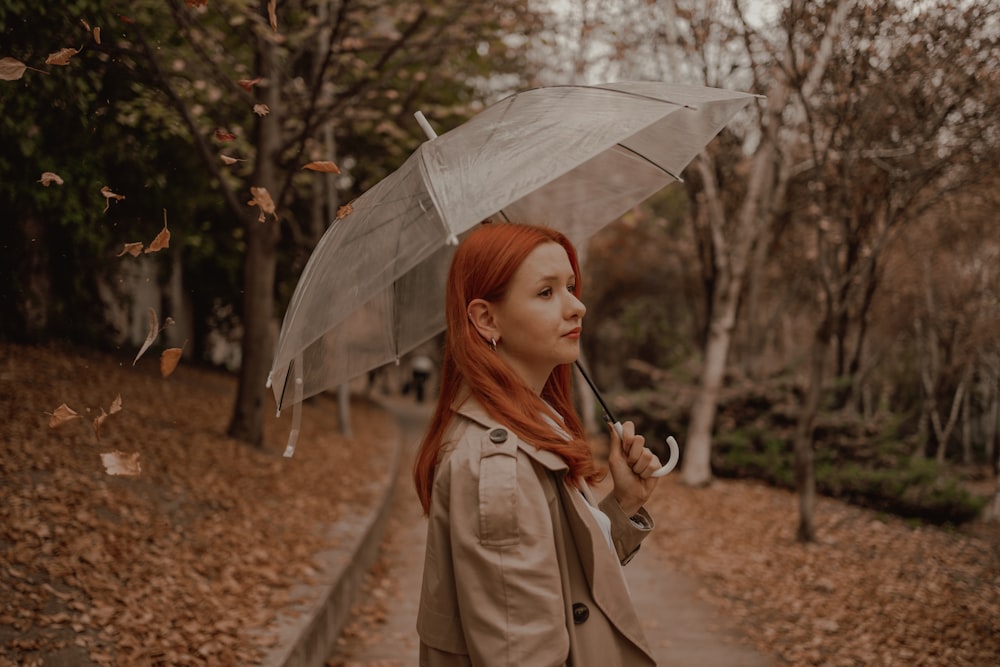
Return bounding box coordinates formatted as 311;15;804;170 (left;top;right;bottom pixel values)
607;420;660;517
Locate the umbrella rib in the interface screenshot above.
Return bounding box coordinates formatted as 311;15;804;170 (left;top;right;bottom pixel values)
616;143;683;181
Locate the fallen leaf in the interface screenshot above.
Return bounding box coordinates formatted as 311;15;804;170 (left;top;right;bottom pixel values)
220;154;243;165
100;451;141;477
38;171;64;186
215;128;236;142
248;186;277;223
45;47;82;66
133;308;159;366
100;186;125;213
145;211;170;253
253;104;269;117
118;242;143;257
336;202;354;220
237;77;261;91
161;346;185;378
48;403;80;428
0;57;28;81
302;161;340;174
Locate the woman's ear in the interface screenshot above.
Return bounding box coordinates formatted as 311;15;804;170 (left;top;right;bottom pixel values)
467;299;499;343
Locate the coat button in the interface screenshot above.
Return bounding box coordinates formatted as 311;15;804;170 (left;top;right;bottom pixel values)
489;428;508;444
572;602;589;624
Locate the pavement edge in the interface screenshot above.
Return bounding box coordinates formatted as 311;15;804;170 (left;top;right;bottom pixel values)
261;408;404;667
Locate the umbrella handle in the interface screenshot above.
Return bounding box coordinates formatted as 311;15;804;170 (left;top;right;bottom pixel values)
610;421;680;478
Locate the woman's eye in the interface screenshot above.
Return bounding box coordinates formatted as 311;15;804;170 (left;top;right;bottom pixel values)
567;284;577;294
538;287;552;297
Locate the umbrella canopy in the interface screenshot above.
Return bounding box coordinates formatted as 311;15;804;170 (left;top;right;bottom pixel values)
268;82;757;431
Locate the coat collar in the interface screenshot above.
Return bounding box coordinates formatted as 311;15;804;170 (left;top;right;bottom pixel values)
452;394;569;473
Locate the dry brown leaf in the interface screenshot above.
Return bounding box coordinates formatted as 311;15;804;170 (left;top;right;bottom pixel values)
48;403;80;428
161;346;185;378
237;77;261;91
100;186;125;213
93;27;101;45
248;186;277;223
118;242;143;257
109;393;123;415
92;408;108;440
302;161;341;174
186;0;209;7
38;171;64;186
220;154;243;165
253;104;270;117
45;47;82;66
133;308;159;366
80;18;91;30
336;202;354;220
268;0;278;31
145;211;170;253
99;451;141;477
215;128;236;142
0;56;28;81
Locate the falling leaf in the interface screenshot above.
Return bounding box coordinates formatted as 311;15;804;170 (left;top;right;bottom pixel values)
336;202;354;220
268;0;278;31
186;0;209;7
302;161;341;174
214;128;236;142
237;77;261;91
100;186;125;213
80;19;91;30
144;211;170;253
38;172;64;186
248;186;277;223
93;27;102;45
93;408;108;440
0;57;28;81
220;154;243;165
253;104;270;117
118;242;144;257
100;451;141;477
119;14;135;24
133;308;160;366
48;403;80;428
161;345;185;378
109;393;123;415
45;47;82;66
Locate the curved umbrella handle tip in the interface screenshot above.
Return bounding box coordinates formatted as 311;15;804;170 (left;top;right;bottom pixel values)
651;436;680;478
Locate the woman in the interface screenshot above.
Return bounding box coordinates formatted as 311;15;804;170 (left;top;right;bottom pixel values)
413;222;662;666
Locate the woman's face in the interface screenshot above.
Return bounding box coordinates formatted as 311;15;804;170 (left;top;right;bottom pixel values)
492;241;586;393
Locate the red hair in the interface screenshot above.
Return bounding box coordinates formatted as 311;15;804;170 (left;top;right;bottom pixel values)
413;222;603;514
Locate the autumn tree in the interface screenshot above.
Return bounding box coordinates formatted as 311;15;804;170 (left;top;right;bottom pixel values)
3;0;545;446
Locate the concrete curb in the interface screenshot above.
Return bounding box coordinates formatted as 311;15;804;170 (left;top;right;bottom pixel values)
260;409;404;667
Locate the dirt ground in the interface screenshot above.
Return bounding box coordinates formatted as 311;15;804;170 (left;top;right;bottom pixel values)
3;342;999;666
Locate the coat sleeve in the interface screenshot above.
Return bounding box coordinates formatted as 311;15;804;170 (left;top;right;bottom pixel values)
598;494;654;566
447;430;569;667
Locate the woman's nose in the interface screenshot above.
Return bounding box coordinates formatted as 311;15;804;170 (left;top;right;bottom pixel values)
567;293;586;319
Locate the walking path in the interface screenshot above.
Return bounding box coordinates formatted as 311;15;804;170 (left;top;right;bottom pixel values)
282;395;773;666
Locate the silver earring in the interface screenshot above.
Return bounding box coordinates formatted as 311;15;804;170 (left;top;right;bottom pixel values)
490;337;497;351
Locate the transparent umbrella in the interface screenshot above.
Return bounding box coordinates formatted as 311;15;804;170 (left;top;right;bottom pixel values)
267;81;758;458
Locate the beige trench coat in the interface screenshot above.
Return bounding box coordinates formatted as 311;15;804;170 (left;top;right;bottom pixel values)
416;397;657;666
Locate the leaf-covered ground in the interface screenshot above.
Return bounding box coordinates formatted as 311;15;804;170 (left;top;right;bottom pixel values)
645;475;1000;666
0;342;393;666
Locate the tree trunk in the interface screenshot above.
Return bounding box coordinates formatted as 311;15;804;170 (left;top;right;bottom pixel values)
228;15;282;447
794;321;829;543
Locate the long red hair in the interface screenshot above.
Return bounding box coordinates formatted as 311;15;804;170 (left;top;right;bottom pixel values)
413;222;603;514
